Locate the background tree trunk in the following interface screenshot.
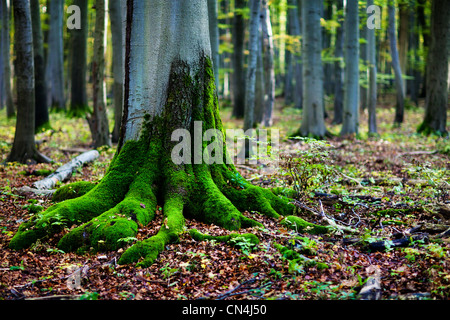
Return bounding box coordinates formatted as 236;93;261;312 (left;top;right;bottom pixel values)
45;0;65;110
296;0;326;138
367;0;377;135
8;0;50;164
109;0;124;143
244;0;261;132
69;0;89;117
261;0;274;127
30;0;49;132
231;0;246;118
88;0;111;148
1;0;14;118
333;0;344;124
418;0;449;135
398;2;409;96
341;0;359;136
388;2;405;126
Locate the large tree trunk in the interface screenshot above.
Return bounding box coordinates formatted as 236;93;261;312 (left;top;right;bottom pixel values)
10;0;298;269
208;0;220;92
295;0;326;138
109;0;124;143
88;0;111;148
1;0;14;118
231;0;246;118
30;0;49;132
69;0;89;117
45;0;65;110
332;0;344;124
417;0;449;135
7;0;50;164
388;2;405;126
340;0;359;136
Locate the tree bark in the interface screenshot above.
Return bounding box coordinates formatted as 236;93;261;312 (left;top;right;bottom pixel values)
88;0;111;148
10;0;298;270
333;0;344;124
418;0;449;135
244;0;261;132
367;0;377;135
231;0;246;118
295;0;326;138
109;0;124;143
69;0;89;117
340;0;359;136
260;0;274;127
388;2;405;126
1;0;14;118
45;0;65;110
30;0;49;132
208;0;220;92
7;0;50;164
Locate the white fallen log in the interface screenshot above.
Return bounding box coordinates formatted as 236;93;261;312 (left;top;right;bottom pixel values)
32;150;99;190
358;265;382;300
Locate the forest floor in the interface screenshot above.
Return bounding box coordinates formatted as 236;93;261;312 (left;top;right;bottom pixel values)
0;95;449;301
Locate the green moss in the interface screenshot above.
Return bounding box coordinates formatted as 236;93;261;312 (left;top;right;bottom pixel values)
52;181;96;202
281;216;330;235
189;228;259;249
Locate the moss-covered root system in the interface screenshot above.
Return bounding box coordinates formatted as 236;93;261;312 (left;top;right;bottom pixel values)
9;55;297;267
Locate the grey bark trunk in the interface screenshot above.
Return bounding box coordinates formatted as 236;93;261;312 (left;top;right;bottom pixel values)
231;0;246;118
208;0;220;92
398;2;409;95
45;0;65;110
341;0;359;136
1;0;14;117
30;0;49;131
243;0;261;132
7;0;50;164
418;0;449;135
367;0;377;135
388;2;405;126
297;0;326;138
109;0;124;143
333;0;344;124
261;0;274;127
88;0;111;148
69;0;88;116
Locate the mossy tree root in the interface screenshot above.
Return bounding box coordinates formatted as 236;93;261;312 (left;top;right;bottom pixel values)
9;54;306;267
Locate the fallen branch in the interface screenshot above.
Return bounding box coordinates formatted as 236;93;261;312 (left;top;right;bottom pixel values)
32;150;99;190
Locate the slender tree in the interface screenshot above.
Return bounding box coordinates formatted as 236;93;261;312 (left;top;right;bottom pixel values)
30;0;49;132
10;0;298;269
333;0;344;124
388;1;405;126
231;0;246;118
418;0;449;135
69;0;89;117
294;0;326;138
260;0;274;127
7;0;50;164
367;0;377;135
109;0;124;143
1;0;14;118
244;0;261;132
340;0;360;136
88;0;111;148
45;0;65;110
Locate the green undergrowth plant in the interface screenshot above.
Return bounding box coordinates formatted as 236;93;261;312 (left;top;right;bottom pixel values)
280;137;337;198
